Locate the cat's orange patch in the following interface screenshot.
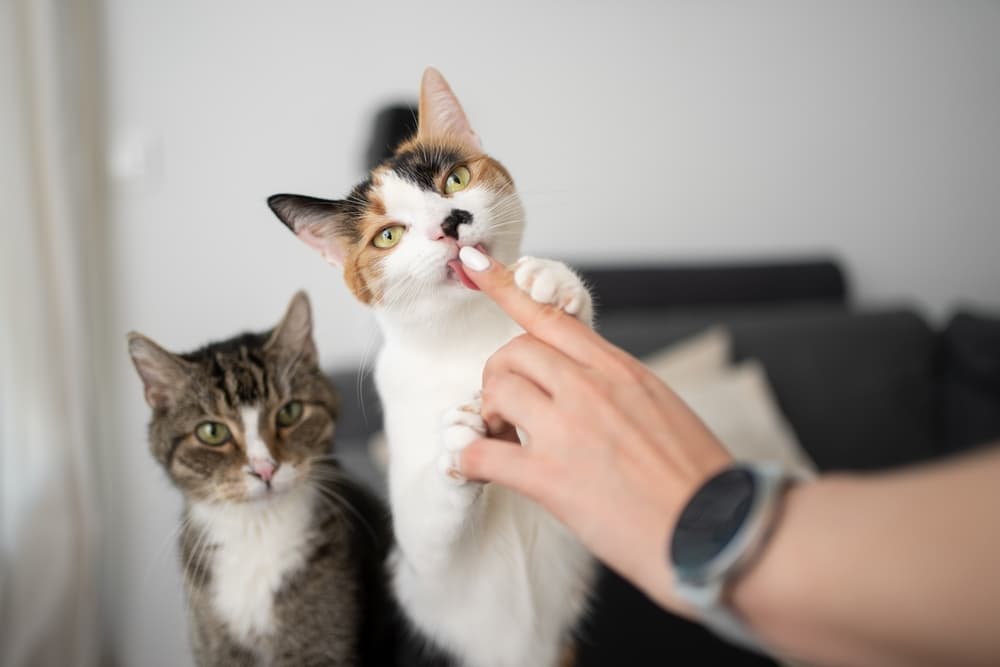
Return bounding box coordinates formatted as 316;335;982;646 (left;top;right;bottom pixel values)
465;154;515;196
367;187;387;217
340;209;394;304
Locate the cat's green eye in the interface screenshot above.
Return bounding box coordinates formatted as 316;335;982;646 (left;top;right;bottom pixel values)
373;225;405;249
195;421;231;446
276;400;304;427
444;166;471;195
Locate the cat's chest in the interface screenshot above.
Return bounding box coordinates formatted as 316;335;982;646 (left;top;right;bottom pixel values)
190;491;315;643
376;326;518;404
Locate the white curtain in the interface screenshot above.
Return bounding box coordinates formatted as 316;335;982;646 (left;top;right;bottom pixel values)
0;1;105;664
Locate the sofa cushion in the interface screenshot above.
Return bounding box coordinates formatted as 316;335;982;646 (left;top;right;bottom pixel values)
938;309;1000;453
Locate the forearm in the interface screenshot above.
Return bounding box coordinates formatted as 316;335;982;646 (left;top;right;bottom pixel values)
730;446;1000;666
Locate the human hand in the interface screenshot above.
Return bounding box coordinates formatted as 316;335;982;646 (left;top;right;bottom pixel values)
456;247;734;613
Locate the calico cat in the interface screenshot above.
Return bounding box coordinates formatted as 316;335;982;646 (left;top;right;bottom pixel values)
267;69;597;667
127;292;396;666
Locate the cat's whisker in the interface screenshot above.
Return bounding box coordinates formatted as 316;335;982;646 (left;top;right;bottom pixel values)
182;519;214;589
377;269;430;318
142;514;194;589
487;219;523;232
306;466;364;488
311;491;347;534
355;318;384;427
485;219;525;232
484;215;526;232
486;203;523;216
489;210;527;225
304;453;341;464
482;229;524;242
309;478;379;546
484;193;520;210
490;205;525;218
486;226;523;238
484;207;522;222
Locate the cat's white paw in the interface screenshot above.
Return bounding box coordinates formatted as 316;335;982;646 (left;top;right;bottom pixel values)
512;257;593;325
437;397;486;505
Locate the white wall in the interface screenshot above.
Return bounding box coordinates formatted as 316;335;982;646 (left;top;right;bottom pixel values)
102;2;1000;665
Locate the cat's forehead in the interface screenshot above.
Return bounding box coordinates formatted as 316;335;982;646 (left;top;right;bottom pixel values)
182;334;274;408
344;141;508;214
380;144;465;191
375;171;451;224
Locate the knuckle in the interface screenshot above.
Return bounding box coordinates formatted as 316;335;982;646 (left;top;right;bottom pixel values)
481;373;512;406
527;301;566;334
490;372;517;396
483;346;512;378
506;333;532;354
578;370;611;400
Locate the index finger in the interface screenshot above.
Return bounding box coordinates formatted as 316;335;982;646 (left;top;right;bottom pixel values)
458;246;625;367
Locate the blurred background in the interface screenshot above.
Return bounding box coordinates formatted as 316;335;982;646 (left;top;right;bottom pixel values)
2;1;999;666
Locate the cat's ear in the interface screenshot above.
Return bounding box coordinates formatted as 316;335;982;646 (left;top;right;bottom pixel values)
265;290;318;363
127;333;191;409
267;194;350;267
417;67;482;151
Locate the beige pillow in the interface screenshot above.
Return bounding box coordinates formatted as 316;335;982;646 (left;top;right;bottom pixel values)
641;326;732;386
666;359;817;478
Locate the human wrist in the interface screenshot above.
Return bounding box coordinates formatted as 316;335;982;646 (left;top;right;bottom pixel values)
725;474;855;652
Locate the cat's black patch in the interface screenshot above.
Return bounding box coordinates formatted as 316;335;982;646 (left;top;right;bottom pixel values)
385;146;462;191
441;209;471;239
344;178;375;218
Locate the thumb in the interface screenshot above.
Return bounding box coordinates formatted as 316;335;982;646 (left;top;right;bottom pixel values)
459;438;545;502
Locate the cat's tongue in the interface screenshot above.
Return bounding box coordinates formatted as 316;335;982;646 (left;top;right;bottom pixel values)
447;244;486;290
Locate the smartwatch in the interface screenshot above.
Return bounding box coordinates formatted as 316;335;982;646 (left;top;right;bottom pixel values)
669;461;796;652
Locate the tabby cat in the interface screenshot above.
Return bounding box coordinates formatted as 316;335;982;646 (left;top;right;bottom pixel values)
267;69;596;667
127;292;395;666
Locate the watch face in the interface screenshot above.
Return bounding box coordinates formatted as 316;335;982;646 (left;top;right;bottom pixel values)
671;467;756;574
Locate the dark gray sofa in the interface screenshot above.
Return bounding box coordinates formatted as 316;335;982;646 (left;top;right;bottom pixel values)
328;258;1000;666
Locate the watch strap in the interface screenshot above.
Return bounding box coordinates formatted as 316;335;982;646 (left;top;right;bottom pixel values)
675;578;765;652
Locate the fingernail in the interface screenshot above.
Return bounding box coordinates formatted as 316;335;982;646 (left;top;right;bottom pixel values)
459;246;490;271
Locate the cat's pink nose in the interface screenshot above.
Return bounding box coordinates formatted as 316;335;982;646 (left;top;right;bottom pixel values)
251;460;277;482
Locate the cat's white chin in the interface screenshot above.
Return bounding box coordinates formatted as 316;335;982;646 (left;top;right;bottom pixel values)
242;485;289;503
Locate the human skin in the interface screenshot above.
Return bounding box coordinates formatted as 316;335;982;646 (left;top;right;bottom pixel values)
456;246;1000;667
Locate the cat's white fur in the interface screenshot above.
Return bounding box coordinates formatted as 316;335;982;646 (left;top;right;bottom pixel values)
279;69;598;666
369;175;597;666
187;407;313;644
